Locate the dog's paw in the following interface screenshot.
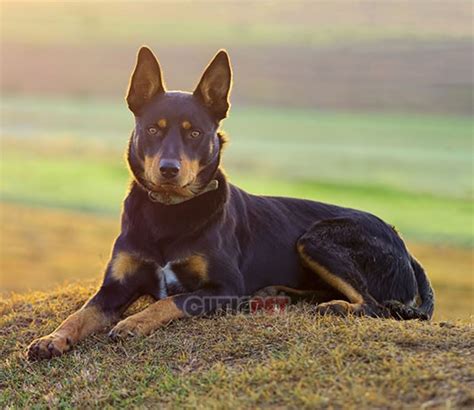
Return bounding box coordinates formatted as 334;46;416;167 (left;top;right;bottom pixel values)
108;317;148;341
315;300;356;317
316;303;347;316
384;300;429;321
27;333;71;360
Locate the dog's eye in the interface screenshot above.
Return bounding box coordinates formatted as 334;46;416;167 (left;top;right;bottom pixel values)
189;130;201;139
147;126;158;135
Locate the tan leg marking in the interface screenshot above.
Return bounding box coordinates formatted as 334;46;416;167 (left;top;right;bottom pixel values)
110;252;140;282
298;244;364;305
27;305;113;360
109;298;184;339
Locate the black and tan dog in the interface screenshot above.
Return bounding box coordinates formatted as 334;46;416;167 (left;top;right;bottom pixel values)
27;47;434;360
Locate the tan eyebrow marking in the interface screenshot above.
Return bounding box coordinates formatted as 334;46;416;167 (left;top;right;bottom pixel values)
182;120;192;130
158;118;167;128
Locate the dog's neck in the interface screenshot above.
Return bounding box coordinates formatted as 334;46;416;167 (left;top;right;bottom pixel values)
124;168;229;262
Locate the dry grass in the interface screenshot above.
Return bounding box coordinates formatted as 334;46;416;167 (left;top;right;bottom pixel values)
1;202;472;321
1;283;473;408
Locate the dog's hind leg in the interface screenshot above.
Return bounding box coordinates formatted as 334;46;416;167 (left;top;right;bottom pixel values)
297;219;388;318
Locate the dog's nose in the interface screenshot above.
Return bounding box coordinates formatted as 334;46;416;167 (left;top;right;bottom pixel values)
159;159;180;179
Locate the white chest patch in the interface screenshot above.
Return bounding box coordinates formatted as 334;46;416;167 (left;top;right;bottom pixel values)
157;262;182;299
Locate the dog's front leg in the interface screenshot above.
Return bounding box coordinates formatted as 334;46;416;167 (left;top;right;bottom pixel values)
26;297;113;360
109;284;243;339
27;244;159;360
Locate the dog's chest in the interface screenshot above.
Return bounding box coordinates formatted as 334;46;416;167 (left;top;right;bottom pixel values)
155;254;209;299
156;263;184;298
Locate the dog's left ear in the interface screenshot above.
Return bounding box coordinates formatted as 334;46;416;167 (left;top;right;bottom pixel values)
194;50;232;121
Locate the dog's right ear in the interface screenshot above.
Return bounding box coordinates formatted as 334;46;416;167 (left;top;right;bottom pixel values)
126;46;165;115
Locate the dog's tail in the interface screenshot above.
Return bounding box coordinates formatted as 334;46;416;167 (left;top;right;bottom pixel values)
411;255;435;319
385;256;435;321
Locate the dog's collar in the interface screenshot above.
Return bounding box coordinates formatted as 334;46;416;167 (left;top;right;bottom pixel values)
147;179;219;205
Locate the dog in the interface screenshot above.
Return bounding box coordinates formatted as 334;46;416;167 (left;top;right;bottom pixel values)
27;47;434;360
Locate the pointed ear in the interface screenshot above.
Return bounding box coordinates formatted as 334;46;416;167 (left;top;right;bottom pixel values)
126;46;165;115
194;50;232;121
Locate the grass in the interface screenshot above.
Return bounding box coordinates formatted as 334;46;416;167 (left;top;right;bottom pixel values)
1;202;472;321
1;284;473;408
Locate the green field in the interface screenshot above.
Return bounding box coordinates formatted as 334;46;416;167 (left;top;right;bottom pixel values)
1;95;473;246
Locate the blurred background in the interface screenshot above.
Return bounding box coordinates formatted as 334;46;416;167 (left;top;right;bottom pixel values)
0;0;472;320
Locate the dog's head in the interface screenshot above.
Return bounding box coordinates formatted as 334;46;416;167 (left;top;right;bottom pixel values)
126;46;232;204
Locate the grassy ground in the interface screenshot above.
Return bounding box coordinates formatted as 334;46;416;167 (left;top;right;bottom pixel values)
1;284;473;408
